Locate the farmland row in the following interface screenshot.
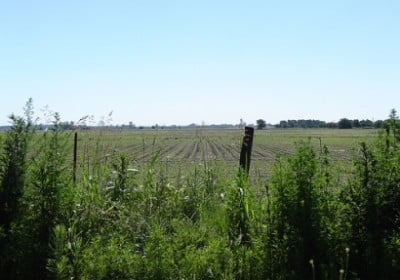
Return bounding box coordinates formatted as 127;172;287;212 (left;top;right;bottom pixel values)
71;129;376;168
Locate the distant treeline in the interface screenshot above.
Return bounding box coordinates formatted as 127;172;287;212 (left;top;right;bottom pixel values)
275;118;387;129
0;118;392;131
0;123;241;131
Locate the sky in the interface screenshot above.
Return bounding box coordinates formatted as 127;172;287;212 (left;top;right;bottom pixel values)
0;0;399;126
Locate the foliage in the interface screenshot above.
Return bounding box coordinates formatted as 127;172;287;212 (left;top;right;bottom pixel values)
276;119;328;128
0;115;31;276
0;106;399;279
340;109;400;279
265;141;338;279
256;119;266;130
338;118;353;129
275;118;377;129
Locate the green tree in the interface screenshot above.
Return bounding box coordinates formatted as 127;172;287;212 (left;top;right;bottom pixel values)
338;118;352;129
352;119;361;128
256;119;266;130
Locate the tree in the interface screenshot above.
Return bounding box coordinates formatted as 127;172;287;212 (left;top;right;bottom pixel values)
338;118;352;129
352;119;361;128
279;120;288;128
256;119;266;130
360;119;373;128
327;122;338;128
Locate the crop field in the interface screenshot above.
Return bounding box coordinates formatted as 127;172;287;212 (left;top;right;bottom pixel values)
75;128;377;161
73;128;378;177
2;127;378;168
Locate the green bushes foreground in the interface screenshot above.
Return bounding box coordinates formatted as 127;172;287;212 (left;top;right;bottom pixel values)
0;109;400;279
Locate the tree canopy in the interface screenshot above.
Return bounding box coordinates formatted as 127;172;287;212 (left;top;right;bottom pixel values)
256;119;266;130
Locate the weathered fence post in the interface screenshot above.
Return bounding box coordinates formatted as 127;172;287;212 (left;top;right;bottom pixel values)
73;131;78;183
239;126;254;176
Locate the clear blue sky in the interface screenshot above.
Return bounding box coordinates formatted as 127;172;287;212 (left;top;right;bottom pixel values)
1;0;399;126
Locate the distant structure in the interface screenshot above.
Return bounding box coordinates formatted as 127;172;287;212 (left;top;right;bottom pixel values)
239;118;246;129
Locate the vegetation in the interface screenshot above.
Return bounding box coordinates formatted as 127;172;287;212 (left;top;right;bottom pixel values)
275;118;382;129
0;106;399;279
256;119;267;130
338;118;353;129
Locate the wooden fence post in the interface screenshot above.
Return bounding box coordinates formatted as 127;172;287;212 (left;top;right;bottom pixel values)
73;131;78;183
239;126;254;175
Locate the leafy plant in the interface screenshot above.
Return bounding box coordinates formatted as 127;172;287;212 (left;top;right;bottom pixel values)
0;115;31;277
